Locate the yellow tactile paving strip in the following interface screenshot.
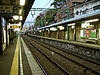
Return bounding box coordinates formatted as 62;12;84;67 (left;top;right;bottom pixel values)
10;37;19;75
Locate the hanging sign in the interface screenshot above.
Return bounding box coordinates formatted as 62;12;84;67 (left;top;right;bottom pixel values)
0;6;13;15
0;6;21;15
10;24;21;29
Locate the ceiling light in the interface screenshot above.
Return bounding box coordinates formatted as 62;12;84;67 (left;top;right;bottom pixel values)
39;30;42;32
11;19;14;21
85;19;99;23
13;15;19;20
20;16;22;20
46;28;48;30
37;28;39;30
72;26;75;28
68;23;75;26
20;0;25;6
50;27;57;31
58;26;64;30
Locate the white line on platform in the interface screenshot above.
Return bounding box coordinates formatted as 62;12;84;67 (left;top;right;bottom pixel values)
19;36;23;75
21;37;44;75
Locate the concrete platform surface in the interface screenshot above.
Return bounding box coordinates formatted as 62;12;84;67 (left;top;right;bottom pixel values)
0;36;44;75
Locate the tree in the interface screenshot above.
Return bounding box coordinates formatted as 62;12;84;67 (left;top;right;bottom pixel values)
45;10;56;25
34;16;41;28
51;0;66;8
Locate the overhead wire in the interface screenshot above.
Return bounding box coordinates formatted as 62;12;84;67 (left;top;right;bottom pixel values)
33;0;53;19
24;0;54;26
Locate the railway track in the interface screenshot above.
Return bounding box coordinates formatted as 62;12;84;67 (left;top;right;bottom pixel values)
22;35;70;75
22;35;100;75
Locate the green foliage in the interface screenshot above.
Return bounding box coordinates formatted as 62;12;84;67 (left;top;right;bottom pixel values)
35;16;45;28
51;0;66;8
45;10;56;25
35;10;56;28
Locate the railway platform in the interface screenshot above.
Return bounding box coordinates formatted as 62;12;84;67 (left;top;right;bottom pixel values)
0;34;100;75
0;36;44;75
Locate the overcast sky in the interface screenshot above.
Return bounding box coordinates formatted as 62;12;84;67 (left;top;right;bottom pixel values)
24;0;54;27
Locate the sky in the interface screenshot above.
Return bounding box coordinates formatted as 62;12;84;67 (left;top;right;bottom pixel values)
24;0;54;27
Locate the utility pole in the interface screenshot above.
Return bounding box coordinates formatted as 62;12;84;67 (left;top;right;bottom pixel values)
66;8;70;19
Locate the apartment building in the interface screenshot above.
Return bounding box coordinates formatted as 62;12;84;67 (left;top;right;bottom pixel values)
56;0;85;22
74;0;100;17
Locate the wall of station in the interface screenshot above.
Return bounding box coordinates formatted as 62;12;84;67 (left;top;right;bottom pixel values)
0;16;17;53
39;19;100;44
75;20;100;44
69;26;74;41
58;31;65;39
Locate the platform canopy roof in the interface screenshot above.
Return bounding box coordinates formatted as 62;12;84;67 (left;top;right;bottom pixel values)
39;9;100;30
0;0;35;27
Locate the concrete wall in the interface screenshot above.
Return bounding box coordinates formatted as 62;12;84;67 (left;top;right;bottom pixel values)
29;34;100;60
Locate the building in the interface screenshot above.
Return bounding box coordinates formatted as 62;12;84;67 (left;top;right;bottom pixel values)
38;0;100;44
74;0;100;17
56;0;85;22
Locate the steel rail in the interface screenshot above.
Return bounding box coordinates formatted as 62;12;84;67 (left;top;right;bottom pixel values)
22;37;47;75
26;35;100;75
23;36;71;75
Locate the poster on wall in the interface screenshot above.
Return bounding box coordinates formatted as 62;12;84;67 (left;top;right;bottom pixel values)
80;30;86;38
80;30;89;38
89;29;96;38
80;29;96;39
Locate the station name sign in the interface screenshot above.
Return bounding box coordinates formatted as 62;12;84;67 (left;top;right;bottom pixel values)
0;5;20;15
0;6;13;13
10;24;21;29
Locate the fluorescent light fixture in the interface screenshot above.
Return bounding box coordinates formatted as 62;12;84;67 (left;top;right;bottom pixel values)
11;19;14;21
37;28;39;30
58;26;64;30
20;16;22;20
81;23;90;28
48;30;50;32
68;23;75;26
57;26;62;28
85;19;99;23
50;27;57;31
46;28;48;30
13;15;19;20
20;0;25;6
39;30;42;32
72;26;75;28
46;28;50;31
43;29;45;31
